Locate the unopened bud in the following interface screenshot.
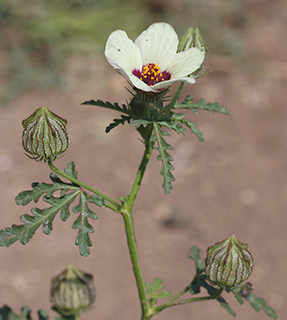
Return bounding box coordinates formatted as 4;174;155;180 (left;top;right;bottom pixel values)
50;264;95;316
22;107;69;162
205;235;253;288
178;27;206;53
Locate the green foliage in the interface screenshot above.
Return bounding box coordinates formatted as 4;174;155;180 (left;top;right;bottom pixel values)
189;245;277;319
0;162;102;256
145;278;172;306
0;306;49;320
245;294;277;319
231;285;277;319
189;246;205;273
82;99;133;133
82;99;131;115
72;192;98;256
173;95;232;116
83;96;230;194
152;123;175;195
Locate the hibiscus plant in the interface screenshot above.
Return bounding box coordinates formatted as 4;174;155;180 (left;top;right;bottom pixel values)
0;23;277;320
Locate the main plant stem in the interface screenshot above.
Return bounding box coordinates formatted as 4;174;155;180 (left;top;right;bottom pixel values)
121;138;154;320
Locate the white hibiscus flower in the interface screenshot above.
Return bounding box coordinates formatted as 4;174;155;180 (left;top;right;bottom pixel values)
105;22;205;94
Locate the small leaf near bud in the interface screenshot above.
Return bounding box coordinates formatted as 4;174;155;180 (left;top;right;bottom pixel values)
22;107;69;162
205;235;253;288
50;264;95;317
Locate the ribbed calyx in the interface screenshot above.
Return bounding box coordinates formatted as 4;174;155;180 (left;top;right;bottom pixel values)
22;107;69;162
50;264;95;316
205;235;253;288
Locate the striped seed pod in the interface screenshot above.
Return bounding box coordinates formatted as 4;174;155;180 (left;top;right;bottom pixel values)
22;107;69;162
205;235;253;288
51;264;95;316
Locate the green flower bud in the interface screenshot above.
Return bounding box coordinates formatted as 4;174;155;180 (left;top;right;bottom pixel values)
50;264;95;316
205;235;253;288
178;27;206;53
22;107;69;162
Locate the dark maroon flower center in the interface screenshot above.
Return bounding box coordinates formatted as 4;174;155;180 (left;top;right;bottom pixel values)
132;63;171;86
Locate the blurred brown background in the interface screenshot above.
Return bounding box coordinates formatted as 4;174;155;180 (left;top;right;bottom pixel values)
0;0;286;319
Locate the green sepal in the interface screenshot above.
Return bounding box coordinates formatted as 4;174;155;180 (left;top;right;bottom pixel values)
173;95;232;116
145;278;172;306
72;191;98;257
152;123;175;194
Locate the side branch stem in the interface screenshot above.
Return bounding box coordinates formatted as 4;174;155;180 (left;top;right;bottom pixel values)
47;159;120;212
154;287;224;313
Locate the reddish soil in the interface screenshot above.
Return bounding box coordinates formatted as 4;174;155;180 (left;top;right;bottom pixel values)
1;11;287;319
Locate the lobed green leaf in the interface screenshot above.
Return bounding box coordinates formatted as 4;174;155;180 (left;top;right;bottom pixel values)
0;190;80;247
0;306;49;320
1;162;101;256
64;161;78;179
173;95;232;116
106;115;132;133
153;123;175;194
82;99;131;115
72;191;98;257
145;277;172;305
245;294;277;319
189;246;206;274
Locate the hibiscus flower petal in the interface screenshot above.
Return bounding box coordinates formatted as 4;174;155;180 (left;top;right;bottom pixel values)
135;22;178;69
116;68;157;92
152;76;196;91
167;48;205;79
105;30;142;73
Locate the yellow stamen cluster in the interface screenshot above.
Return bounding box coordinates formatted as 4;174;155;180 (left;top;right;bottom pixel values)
140;63;165;86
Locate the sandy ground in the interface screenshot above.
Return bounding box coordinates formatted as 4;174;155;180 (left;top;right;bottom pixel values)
0;63;286;320
1;5;287;317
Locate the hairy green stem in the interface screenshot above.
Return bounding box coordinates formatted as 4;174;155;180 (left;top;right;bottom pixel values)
164;81;185;115
47;159;120;212
126;139;154;212
122;138;154;319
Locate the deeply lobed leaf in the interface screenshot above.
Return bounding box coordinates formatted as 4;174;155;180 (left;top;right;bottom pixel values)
173;95;232;116
82;99;131;115
0;162;101;256
145;278;172;305
153;123;175;194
